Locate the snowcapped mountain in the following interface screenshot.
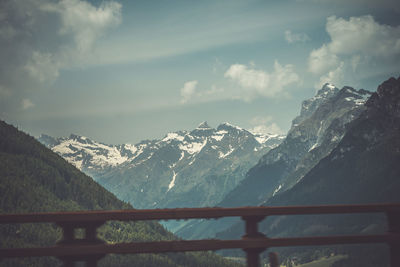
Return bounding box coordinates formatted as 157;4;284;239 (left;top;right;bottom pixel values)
38;134;138;176
217;83;372;207
216;77;400;265
176;83;372;239
39;122;284;209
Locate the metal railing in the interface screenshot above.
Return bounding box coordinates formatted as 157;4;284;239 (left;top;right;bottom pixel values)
0;203;399;267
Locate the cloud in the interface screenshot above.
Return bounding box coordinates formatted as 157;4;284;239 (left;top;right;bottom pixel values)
0;0;121;114
21;98;35;110
0;85;11;97
249;116;285;135
315;62;344;89
180;80;198;104
24;51;61;83
41;0;122;54
284;30;310;43
308;15;400;88
308;44;340;74
224;61;300;100
296;0;400;12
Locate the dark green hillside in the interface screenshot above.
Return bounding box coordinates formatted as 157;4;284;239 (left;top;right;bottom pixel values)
0;120;240;267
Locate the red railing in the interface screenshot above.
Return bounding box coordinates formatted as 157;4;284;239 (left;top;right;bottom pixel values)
0;203;399;267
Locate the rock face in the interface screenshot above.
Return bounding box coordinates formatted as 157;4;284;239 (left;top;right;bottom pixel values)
217;77;400;256
267;76;400;207
176;84;371;239
39;122;284;209
218;84;371;208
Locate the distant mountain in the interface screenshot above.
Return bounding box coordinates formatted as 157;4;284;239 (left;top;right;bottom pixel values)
177;83;372;239
221;84;371;207
0;120;240;267
39;122;284;210
266;76;400;207
217;77;400;267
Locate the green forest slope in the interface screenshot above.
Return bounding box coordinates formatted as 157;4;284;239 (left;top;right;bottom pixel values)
0;120;240;267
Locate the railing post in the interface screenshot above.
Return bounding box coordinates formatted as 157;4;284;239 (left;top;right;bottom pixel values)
56;222;105;267
242;216;266;267
387;211;400;267
268;252;279;267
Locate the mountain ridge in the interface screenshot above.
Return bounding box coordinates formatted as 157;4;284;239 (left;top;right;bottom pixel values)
0;119;240;267
176;83;372;239
216;76;400;267
39;122;284;210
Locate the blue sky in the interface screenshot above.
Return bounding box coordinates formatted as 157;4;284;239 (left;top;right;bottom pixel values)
1;0;399;144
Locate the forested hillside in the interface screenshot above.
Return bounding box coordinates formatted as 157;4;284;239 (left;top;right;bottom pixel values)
0;120;240;267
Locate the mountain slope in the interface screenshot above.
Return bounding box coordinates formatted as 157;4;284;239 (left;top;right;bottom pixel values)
220;84;371;207
177;84;371;239
40;122;283;209
266;76;400;207
217;77;400;266
0;120;240;267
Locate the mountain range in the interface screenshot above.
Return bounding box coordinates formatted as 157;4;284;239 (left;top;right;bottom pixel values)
176;83;372;239
216;77;400;266
0;120;240;267
33;76;400;267
39;122;284;209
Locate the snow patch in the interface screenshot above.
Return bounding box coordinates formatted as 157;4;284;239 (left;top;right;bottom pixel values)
272;184;283;196
179;139;207;154
220;122;243;131
308;143;319;152
124;144;137;154
219;145;235;158
162;133;185;142
211;134;225;141
167;171;177;191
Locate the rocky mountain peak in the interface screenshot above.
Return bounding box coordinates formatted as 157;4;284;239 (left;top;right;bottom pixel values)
197;121;212;129
197;121;211;129
191;122;214;137
318;82;338;95
217;122;244;132
367;76;400;118
292;83;340;127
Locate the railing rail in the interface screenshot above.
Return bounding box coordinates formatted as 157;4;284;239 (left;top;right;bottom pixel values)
1;203;399;267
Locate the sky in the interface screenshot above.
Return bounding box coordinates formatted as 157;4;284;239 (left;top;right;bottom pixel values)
1;0;399;144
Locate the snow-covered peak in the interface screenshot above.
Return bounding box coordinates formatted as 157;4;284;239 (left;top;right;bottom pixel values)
39;134;131;171
197;121;212;129
40;120;286;177
251;132;281;143
316;83;339;99
217;122;244;132
292;83;340;127
323;82;336;90
162;132;185;142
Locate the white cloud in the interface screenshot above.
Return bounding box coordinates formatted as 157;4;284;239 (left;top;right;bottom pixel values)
224;61;300;100
249;116;284;135
250;124;284;135
1;0;122;85
225;64;269;91
24;51;61;83
21;98;34;110
315;62;345;89
308;44;339;74
325;15;400;57
180;80;198;104
284;30;310;43
42;0;122;53
199;85;225;97
308;15;400;87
